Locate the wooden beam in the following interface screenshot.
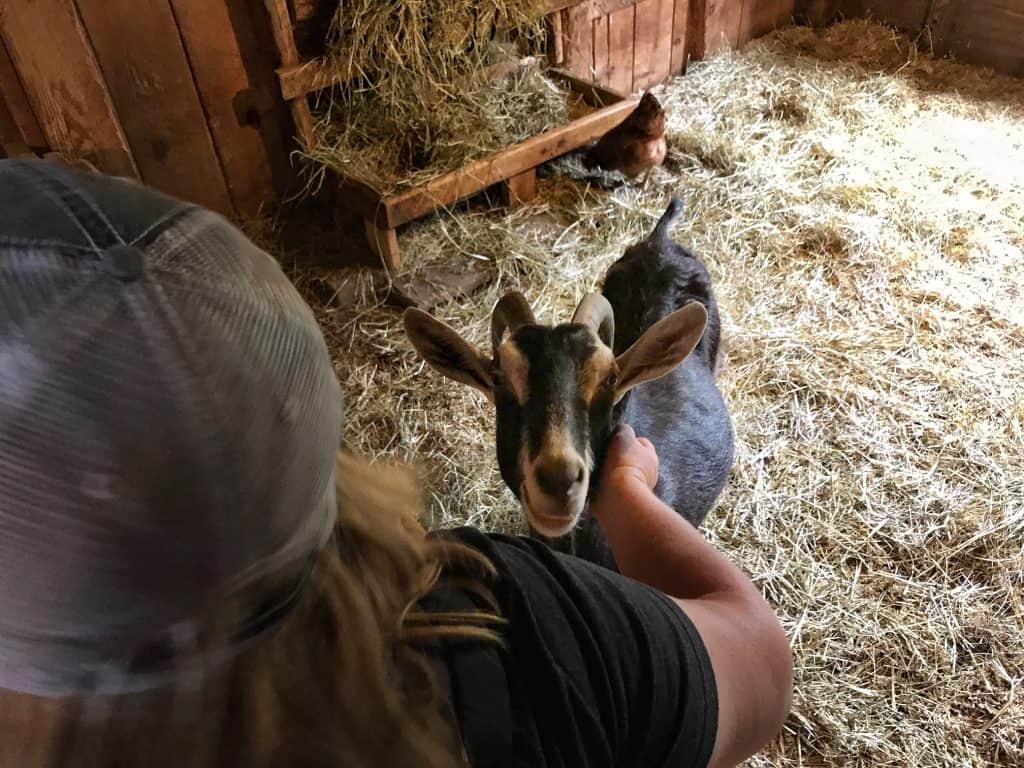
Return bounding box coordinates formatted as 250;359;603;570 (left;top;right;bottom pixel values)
219;0;298;204
0;37;44;148
0;47;22;147
170;0;277;217
278;50;540;103
277;56;355;101
263;0;316;146
264;0;302;63
363;218;401;271
502;168;538;207
76;0;233;214
0;0;136;177
289;98;317;149
377;97;638;229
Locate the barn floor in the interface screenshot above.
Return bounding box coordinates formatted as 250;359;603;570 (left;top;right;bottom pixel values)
292;20;1024;767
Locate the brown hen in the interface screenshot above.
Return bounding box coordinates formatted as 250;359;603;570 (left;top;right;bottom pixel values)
583;92;667;183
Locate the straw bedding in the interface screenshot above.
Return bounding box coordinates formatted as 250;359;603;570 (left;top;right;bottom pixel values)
293;20;1024;767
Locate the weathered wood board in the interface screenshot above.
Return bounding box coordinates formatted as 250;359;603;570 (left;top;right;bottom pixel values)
0;1;136;177
76;0;233;214
170;0;277;216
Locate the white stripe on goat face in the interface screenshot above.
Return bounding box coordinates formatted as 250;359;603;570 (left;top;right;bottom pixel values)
519;417;590;538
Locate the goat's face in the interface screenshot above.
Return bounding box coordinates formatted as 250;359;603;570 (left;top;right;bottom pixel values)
403;292;708;538
490;321;615;536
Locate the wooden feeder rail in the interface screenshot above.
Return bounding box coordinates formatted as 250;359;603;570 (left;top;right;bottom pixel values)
262;0;637;270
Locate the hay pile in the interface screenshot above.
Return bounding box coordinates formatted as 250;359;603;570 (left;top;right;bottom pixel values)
302;0;571;193
295;20;1024;766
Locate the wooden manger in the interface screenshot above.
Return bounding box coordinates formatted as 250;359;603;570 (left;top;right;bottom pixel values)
262;0;639;270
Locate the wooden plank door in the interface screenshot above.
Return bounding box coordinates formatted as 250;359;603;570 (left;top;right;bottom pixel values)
561;0;691;94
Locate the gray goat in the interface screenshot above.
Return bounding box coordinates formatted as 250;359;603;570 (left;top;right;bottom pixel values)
404;197;733;569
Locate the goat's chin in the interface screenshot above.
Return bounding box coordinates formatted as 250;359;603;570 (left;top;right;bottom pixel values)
525;508;580;538
520;486;585;538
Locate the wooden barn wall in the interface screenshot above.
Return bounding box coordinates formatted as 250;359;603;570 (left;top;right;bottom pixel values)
927;0;1024;77
0;0;293;218
2;0;1019;221
557;0;796;89
799;0;932;31
561;0;1024;84
799;0;1024;76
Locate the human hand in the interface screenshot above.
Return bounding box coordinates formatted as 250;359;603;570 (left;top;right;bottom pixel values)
600;424;659;494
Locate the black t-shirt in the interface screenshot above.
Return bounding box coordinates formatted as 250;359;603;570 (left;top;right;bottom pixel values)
427;528;718;768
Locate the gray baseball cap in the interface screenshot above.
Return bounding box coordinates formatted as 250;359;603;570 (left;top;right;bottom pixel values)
0;159;343;696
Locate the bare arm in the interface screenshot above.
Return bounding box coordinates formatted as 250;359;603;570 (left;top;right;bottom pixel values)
591;426;792;768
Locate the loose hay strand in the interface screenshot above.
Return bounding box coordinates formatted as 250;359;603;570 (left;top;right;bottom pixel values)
297;21;1024;767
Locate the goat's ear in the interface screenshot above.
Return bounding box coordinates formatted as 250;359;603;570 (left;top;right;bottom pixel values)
613;302;707;402
403;308;495;401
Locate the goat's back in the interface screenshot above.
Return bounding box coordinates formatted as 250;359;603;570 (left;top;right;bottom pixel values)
619;364;733;526
601;237;734;528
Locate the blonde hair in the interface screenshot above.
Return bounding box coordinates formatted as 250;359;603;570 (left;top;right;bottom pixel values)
0;452;501;768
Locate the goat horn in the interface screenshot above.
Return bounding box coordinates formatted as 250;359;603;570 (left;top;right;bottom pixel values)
491;291;536;351
571;293;615;348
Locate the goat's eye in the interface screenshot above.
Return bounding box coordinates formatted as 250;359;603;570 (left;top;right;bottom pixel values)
606;372;618;388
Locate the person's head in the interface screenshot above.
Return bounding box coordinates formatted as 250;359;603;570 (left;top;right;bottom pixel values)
0;159;493;767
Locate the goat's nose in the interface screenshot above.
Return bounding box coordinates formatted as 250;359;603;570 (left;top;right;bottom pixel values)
535;457;586;499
